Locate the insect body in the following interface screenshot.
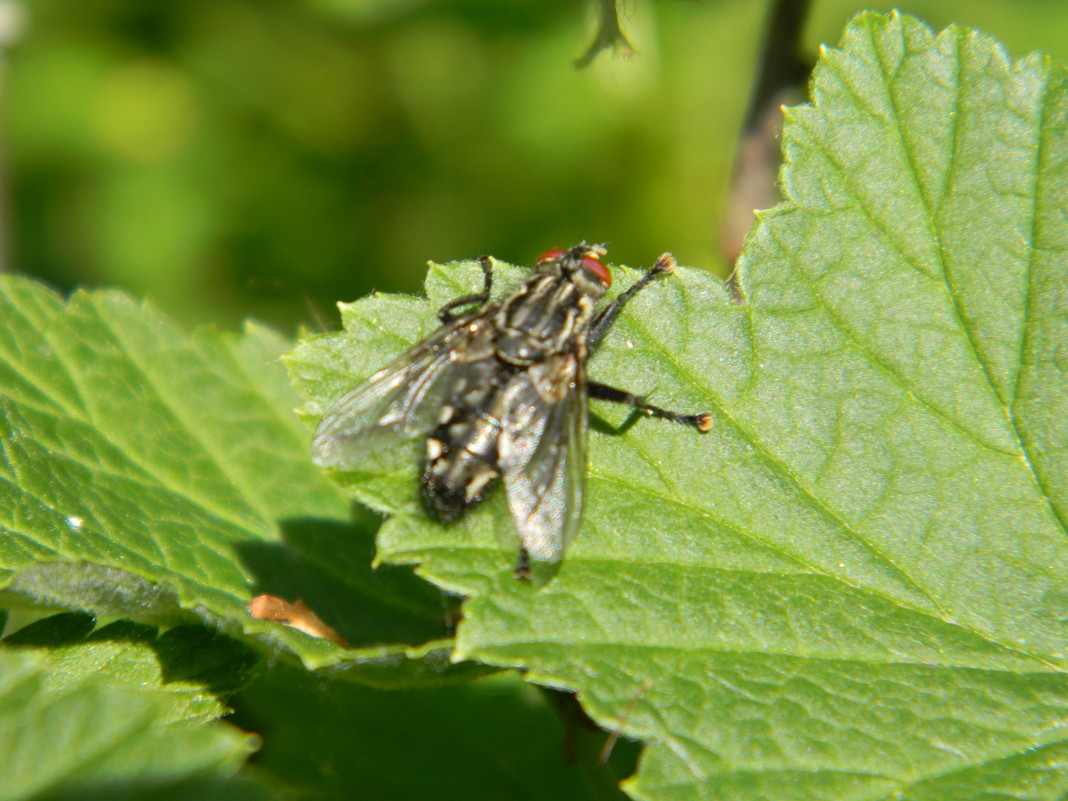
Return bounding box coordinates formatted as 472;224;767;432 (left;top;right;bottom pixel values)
312;244;712;575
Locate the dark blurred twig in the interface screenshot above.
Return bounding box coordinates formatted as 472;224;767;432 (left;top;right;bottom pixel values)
743;0;812;133
721;0;813;284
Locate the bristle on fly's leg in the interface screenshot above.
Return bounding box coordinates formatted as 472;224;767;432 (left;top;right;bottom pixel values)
653;253;677;275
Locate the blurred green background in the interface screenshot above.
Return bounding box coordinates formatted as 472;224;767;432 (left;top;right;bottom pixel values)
3;0;1067;331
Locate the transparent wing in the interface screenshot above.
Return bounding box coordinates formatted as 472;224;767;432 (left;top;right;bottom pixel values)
498;355;587;564
312;319;483;469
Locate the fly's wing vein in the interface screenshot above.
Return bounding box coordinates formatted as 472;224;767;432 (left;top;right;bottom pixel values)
499;357;587;564
311;320;475;468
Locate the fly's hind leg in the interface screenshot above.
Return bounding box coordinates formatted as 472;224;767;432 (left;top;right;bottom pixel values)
588;382;714;432
437;256;494;323
588;252;676;351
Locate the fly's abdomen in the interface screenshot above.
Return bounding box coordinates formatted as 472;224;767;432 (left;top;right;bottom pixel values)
421;368;506;520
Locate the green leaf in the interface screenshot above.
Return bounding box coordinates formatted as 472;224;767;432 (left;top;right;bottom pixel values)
3;615;258;724
0;276;461;679
231;662;638;801
0;635;259;801
291;11;1068;800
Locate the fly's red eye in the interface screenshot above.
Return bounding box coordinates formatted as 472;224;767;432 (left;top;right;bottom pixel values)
536;248;568;264
581;254;612;287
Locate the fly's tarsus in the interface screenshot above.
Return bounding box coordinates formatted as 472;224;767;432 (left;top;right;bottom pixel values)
589;252;678;351
588;382;713;431
651;252;676;275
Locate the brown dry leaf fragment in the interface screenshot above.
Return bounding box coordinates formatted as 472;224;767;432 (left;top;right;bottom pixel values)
248;594;349;647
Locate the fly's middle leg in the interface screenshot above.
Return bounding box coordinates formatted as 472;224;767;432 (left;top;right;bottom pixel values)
437;255;495;323
588;252;676;351
588;381;713;432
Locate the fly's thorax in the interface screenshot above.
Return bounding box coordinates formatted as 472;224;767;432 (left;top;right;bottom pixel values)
494;273;599;365
533;255;610;300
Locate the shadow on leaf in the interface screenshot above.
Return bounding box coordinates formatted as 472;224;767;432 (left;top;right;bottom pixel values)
234;513;455;649
30;773;274;801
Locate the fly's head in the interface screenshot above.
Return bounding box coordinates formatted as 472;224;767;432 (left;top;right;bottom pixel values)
536;244;611;299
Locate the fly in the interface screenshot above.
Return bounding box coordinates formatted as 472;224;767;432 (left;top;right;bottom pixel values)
312;244;712;577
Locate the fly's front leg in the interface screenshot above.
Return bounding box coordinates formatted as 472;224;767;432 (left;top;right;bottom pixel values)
437;255;495;323
588;382;713;432
588;252;676;351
